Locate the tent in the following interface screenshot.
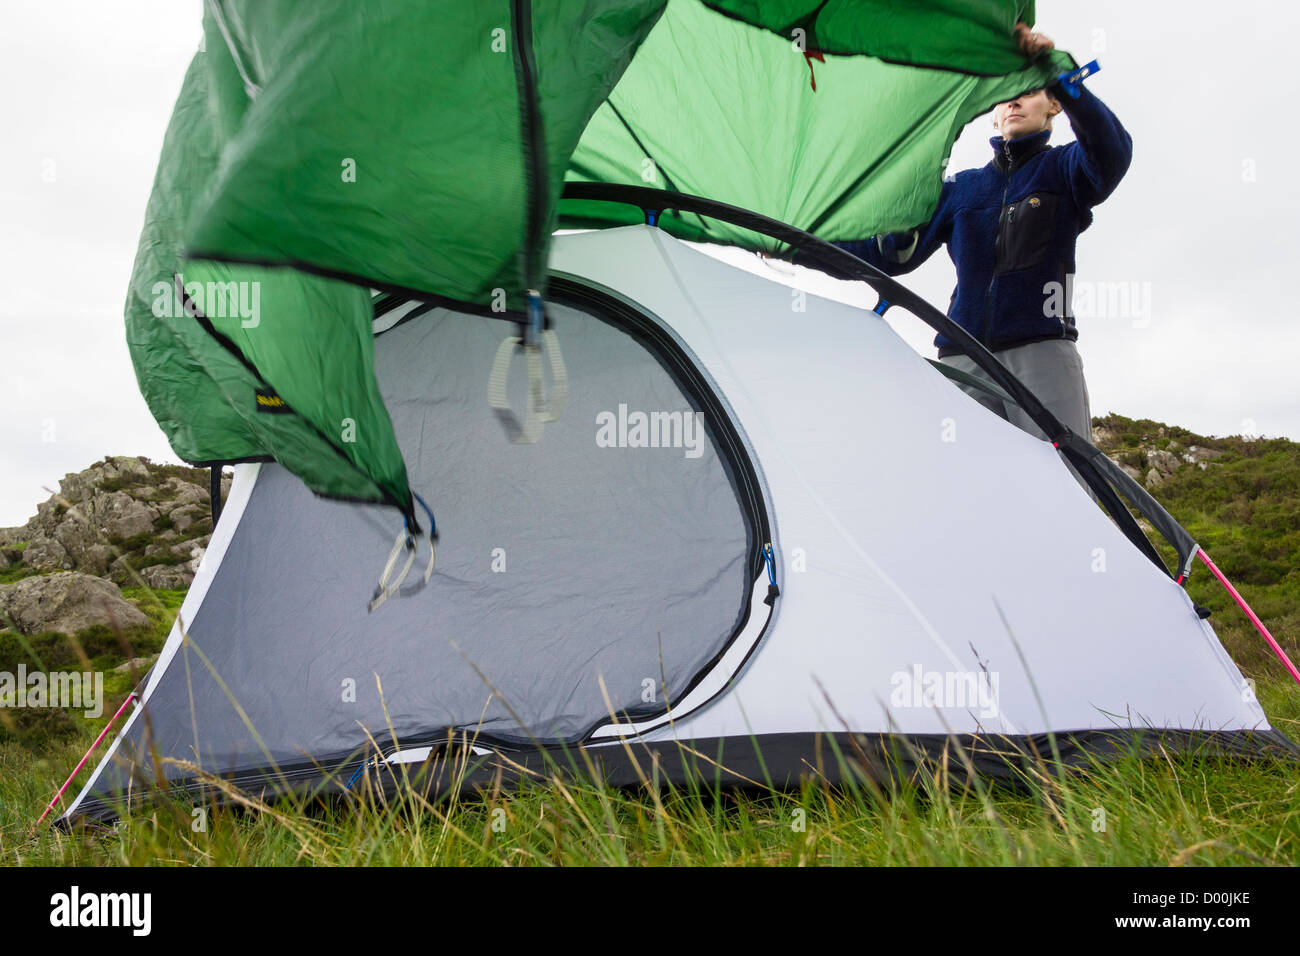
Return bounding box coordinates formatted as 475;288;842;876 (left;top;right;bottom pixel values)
62;207;1294;823
128;0;1081;527
54;2;1297;823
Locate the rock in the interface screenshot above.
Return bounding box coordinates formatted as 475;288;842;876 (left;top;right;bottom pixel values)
23;536;71;571
1145;468;1165;489
172;508;200;533
113;655;159;674
0;572;150;636
1092;425;1116;447
98;493;156;540
169;541;204;562
1105;455;1144;483
1145;448;1181;477
161;477;207;508
1;457;216;582
59;457;149;504
52;518;112;570
139;565;194;589
73;544;115;576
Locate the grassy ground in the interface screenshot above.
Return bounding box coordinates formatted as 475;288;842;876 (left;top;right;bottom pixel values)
2;675;1296;866
1;415;1297;866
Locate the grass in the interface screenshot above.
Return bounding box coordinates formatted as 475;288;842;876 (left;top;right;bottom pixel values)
1;675;1296;866
0;565;38;586
0;587;178;748
0;416;1295;866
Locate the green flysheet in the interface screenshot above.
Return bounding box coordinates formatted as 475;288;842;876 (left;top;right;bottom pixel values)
564;0;1072;248
126;0;1073;521
127;45;413;517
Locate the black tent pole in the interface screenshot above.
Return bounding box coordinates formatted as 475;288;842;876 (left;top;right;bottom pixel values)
209;466;223;527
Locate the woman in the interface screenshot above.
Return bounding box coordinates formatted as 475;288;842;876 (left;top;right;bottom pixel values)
810;25;1131;449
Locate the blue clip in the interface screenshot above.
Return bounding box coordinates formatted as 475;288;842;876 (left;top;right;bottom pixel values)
525;289;544;345
413;492;438;540
645;209;659;227
873;298;891;316
1055;59;1100;99
762;542;780;606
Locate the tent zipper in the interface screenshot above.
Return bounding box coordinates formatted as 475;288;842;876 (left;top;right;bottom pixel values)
511;0;547;294
981;144;1013;350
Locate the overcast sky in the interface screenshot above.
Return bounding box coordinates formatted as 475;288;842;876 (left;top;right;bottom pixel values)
2;1;1297;527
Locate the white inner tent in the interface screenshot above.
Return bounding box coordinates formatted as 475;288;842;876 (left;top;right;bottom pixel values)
63;225;1286;824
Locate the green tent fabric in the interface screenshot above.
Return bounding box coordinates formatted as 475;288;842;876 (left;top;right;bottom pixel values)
562;0;1073;249
128;0;1075;519
185;0;665;312
126;30;413;516
702;1;1048;72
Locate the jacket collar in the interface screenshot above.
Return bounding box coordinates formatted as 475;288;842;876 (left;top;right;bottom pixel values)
989;127;1052;173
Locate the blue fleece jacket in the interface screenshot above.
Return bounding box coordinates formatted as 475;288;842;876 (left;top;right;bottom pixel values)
828;82;1132;356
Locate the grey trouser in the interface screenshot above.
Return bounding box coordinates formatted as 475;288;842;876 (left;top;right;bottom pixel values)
939;338;1097;498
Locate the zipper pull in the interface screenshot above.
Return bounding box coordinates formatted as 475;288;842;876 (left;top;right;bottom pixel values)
763;542;779;606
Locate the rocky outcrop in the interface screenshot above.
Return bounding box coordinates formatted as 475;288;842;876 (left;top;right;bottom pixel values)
2;456;228;588
1143;448;1181;489
114;654;160;674
1182;444;1224;466
0;572;150;636
1093;416;1232;491
140;565;194;590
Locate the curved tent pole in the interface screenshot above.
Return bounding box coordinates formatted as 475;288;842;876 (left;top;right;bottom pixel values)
560;182;1185;580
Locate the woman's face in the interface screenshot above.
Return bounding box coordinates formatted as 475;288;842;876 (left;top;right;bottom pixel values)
993;89;1059;140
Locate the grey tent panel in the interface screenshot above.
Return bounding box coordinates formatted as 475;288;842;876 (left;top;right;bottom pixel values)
88;300;755;795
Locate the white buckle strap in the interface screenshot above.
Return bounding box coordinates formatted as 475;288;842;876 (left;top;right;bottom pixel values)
487;327;567;444
369;526;436;613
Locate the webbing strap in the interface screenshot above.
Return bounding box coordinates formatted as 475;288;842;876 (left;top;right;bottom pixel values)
487;328;567;444
369;527;436;613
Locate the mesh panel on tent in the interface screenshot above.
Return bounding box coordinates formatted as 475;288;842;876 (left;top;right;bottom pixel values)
84;299;760;802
